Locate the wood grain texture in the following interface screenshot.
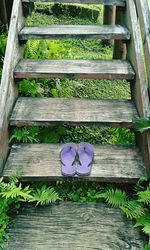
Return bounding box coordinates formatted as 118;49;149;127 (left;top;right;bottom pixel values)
22;0;126;6
113;6;127;59
125;0;150;174
14;59;135;80
3;144;147;182
102;6;116;46
4;203;147;250
9;98;139;127
19;25;130;40
125;0;150;118
0;0;25;173
135;0;150;96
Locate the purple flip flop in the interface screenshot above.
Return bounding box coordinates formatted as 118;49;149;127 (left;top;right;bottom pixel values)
76;142;94;176
60;143;77;176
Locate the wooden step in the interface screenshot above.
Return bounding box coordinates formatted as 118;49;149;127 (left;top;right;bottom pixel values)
22;0;126;7
14;59;135;80
9;98;139;127
3;144;147;182
4;203;146;250
19;25;130;41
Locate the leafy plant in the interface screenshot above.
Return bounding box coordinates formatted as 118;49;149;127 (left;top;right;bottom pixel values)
0;34;7;64
10;127;40;143
25;40;67;59
95;187;127;207
134;118;150;133
144;244;150;250
31;185;61;205
0;177;61;247
19;79;44;97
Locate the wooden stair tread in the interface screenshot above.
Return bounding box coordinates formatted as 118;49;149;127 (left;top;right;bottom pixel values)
4;202;146;250
19;25;130;40
22;0;126;6
3;144;147;182
14;59;135;80
9;98;139;127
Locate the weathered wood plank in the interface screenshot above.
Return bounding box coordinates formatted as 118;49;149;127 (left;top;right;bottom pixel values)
19;25;130;40
0;0;25;174
9;98;139;127
3;144;147;182
125;0;150;118
102;6;116;46
14;59;135;80
113;6;127;59
124;0;150;174
22;0;126;6
4;203;147;250
135;0;150;96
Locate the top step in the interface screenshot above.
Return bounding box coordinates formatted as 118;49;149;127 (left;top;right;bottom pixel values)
22;0;126;6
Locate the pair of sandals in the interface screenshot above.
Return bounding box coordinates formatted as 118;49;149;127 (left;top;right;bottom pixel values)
60;142;94;176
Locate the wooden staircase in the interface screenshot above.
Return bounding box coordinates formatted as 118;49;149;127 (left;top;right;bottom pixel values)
0;0;150;248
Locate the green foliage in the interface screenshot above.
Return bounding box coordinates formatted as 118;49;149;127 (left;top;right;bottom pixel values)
10;127;40;143
138;185;150;204
134;118;150;133
120;201;145;219
95;187;127;207
25;40;67;59
0;34;7;63
0;177;61;247
109;128;135;145
19;79;44;97
0;198;9;247
40;126;66;143
31;185;61;205
144;244;150;250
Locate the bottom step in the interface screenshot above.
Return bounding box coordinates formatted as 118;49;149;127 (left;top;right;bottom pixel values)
3;144;147;182
4;203;146;250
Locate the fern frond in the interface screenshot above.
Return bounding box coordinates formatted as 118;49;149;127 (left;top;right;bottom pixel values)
134;213;150;228
1;182;33;202
143;224;150;236
121;200;145;219
95;187;127;207
31;185;61;206
138;185;150;204
134;118;150;133
144;244;150;250
10;127;39;143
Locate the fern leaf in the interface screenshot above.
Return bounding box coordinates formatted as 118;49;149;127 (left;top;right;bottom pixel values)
121;201;145;219
31;185;61;206
134;213;150;228
95;187;127;207
144;244;150;250
143;223;150;236
138;186;150;204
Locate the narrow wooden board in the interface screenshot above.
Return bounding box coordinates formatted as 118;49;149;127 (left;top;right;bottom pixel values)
22;0;126;6
4;203;146;250
9;98;139;127
125;0;150;118
3;144;147;182
125;0;150;174
19;25;130;40
14;59;135;80
0;0;25;173
135;0;150;95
